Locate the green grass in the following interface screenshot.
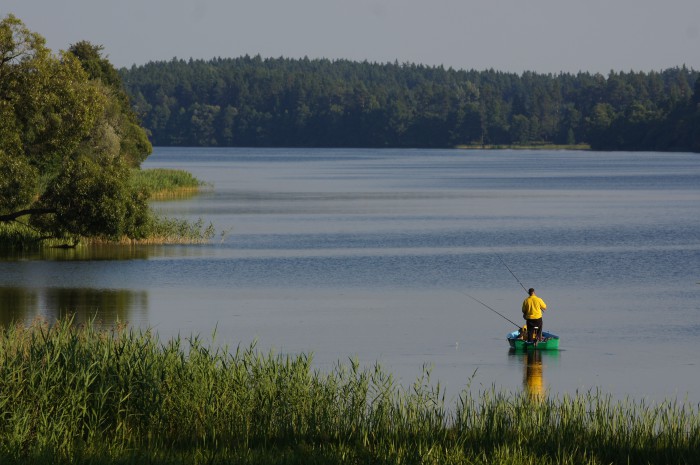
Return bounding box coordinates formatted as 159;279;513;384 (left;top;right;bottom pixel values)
0;318;697;464
130;168;207;200
131;215;215;244
0;215;214;249
0;222;44;249
0;222;76;251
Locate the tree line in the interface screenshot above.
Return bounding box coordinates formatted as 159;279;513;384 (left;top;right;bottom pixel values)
120;56;700;152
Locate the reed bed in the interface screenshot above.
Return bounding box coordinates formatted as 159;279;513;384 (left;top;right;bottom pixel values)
1;213;214;249
0;223;67;250
86;217;215;245
0;319;697;465
131;168;206;200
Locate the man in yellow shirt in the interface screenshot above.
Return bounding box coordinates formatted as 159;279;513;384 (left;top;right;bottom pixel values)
522;288;547;342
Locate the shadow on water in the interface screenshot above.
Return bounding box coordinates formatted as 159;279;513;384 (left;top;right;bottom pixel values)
509;349;561;400
0;244;209;261
0;286;148;327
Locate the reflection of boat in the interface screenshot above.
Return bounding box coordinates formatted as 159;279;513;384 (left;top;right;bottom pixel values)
507;330;560;350
509;349;560;400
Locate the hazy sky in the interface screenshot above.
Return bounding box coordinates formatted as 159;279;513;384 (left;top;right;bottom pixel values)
4;0;699;74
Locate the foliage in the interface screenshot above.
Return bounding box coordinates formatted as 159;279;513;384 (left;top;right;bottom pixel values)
68;41;152;167
0;318;698;465
30;156;139;239
0;14;154;244
0;150;37;213
120;56;699;151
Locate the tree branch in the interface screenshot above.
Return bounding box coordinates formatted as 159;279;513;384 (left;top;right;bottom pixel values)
0;208;55;223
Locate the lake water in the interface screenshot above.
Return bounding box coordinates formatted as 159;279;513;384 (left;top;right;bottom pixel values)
2;147;699;405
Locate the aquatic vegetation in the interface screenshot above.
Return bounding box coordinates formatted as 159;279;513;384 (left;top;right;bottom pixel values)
0;215;214;249
0;222;46;249
0;319;697;464
0;223;81;250
131;168;207;200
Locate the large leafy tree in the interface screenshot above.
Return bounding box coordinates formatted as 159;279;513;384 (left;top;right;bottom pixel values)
0;14;152;242
68;40;152;167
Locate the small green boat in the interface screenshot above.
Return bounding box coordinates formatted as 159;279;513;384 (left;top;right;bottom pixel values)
507;330;560;351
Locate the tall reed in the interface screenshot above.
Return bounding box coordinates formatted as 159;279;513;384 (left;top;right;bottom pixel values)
0;318;697;464
130;168;205;200
0;223;73;250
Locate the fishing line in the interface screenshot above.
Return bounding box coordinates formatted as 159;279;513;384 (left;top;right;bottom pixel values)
433;253;525;328
494;252;528;293
454;289;521;328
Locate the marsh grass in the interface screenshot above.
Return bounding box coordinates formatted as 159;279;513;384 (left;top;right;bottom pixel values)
1;217;214;249
0;223;79;250
131;168;207;200
0;222;45;249
0;319;697;465
87;216;215;245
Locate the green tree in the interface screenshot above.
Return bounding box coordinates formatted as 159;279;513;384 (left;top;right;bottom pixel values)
68;40;152;167
0;14;151;242
586;103;616;148
510;114;530;144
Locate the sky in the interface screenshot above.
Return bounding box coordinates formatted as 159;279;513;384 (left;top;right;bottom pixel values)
4;0;700;74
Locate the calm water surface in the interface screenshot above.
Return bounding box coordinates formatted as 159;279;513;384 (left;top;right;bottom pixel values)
2;148;699;404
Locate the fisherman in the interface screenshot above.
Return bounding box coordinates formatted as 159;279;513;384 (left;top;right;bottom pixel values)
522;288;547;342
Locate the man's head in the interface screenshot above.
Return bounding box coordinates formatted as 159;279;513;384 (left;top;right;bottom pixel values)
528;288;535;296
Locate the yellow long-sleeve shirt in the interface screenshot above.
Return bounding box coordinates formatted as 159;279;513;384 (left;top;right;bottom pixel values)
522;294;546;319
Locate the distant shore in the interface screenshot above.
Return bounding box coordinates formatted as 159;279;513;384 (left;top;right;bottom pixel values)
456;143;591;150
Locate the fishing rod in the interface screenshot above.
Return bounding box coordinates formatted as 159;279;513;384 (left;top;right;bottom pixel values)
457;290;521;328
456;252;527;328
494;252;528;293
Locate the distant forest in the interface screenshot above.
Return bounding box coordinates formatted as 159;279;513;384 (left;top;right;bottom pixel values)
119;56;700;151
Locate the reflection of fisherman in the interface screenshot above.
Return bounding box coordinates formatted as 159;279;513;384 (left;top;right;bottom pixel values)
522;288;546;342
524;351;544;400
